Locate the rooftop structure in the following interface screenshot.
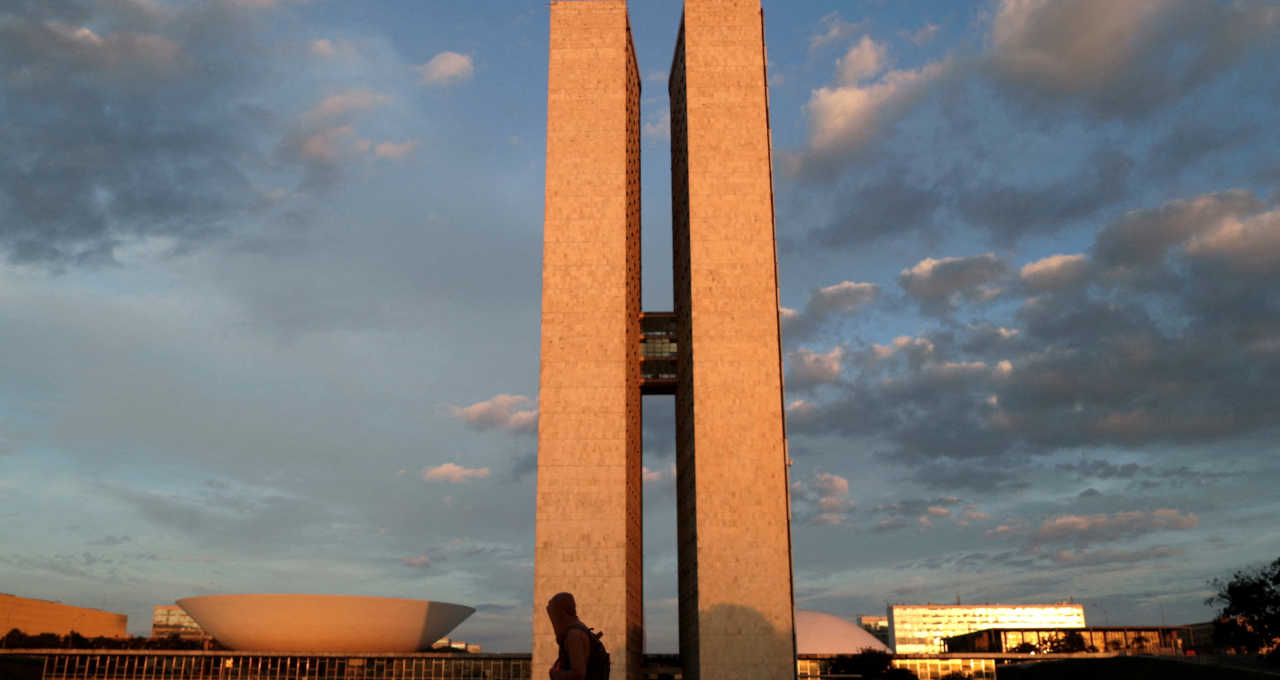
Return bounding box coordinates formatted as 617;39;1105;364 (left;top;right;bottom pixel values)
889;603;1086;654
0;593;127;639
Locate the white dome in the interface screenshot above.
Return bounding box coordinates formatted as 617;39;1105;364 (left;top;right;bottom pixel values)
795;610;891;654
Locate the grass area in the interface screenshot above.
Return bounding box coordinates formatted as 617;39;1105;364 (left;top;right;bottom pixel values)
997;656;1279;680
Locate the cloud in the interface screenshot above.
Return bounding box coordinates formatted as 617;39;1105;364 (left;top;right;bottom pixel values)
642;466;664;484
906;23;940;46
1185;208;1280;275
1047;546;1182;566
809;13;867;52
421;463;491;484
793;471;853;525
1020;254;1090;291
788;347;846;389
799;58;951;175
447;395;537;435
307;89;389;120
808;168;942;247
643;110;671;141
783;281;880;340
416;51;474;86
988;0;1280;117
400;554;431;568
836;36;887;85
373;140;420;160
1092;189;1263;269
309;38;336;57
1032;509;1198;546
955;150;1134;243
899;253;1006;314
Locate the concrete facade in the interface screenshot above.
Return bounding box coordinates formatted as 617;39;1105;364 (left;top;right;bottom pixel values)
669;2;795;679
0;593;127;638
536;2;793;679
889;603;1086;654
534;2;643;679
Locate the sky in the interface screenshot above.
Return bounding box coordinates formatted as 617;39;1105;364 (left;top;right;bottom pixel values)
1;0;1278;653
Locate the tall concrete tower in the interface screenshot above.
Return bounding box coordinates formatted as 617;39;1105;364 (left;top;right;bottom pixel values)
536;1;794;679
534;2;644;679
668;2;795;679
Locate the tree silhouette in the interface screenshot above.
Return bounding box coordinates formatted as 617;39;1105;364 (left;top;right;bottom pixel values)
1207;556;1280;654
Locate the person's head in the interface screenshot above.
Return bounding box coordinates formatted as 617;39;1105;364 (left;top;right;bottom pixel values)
545;592;578;636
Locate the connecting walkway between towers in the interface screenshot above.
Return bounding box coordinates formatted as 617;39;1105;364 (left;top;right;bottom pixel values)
639;312;678;395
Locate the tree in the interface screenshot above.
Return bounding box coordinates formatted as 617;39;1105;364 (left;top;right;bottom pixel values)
1048;631;1087;654
828;650;892;677
1207;556;1280;654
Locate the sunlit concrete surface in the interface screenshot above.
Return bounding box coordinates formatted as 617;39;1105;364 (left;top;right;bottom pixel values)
794;610;891;654
176;594;473;653
0;593;127;638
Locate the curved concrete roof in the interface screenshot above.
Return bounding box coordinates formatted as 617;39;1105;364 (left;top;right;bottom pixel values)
177;594;474;653
795;609;892;654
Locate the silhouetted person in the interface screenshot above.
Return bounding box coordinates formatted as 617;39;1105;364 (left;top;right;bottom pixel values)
545;592;609;680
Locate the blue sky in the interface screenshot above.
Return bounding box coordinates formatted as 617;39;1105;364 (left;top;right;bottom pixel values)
1;0;1278;653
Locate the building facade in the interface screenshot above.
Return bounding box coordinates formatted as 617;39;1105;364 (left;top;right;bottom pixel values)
858;615;890;646
535;2;794;679
0;593;126;639
888;603;1085;654
149;605;210;643
943;626;1188;655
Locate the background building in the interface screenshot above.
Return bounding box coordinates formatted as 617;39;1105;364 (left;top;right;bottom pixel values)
0;593;127;639
858;615;890;646
943;626;1188;655
888;603;1085;653
150;605;210;643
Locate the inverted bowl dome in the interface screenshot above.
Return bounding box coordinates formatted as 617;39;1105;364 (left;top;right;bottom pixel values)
176;594;474;653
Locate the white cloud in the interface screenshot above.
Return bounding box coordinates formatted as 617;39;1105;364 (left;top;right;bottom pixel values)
990;0;1165;94
836;36;887;85
906;23;941;46
447;394;537;435
803;59;950;167
809;12;867;52
417;51;474;86
307;90;389;120
308;38;356;60
1184;207;1280;275
988;0;1280;116
1033;509;1198;545
421;463;491;484
795;471;853;525
899;253;1006;313
1021;253;1090;290
783;281;880;338
788;346;846;388
643;110;671;141
299;125;354;162
642;466;663;483
373;140;420;160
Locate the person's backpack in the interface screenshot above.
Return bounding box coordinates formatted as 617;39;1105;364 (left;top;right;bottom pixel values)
583;627;609;680
565;622;610;680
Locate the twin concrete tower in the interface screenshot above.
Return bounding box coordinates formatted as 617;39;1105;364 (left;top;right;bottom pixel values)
533;1;795;679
